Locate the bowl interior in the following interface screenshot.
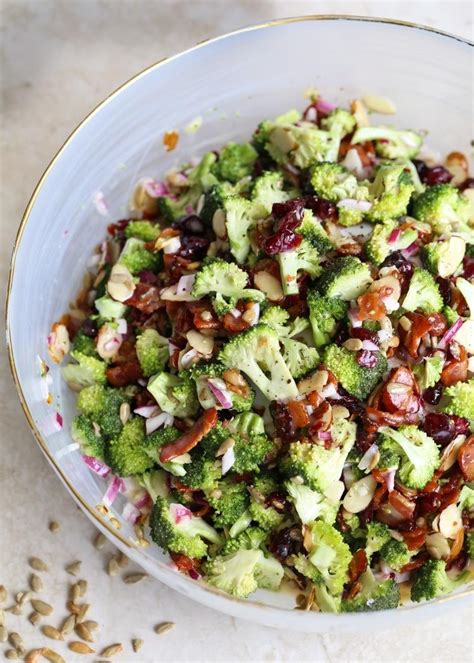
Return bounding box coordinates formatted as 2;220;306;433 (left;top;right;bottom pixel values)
7;17;473;630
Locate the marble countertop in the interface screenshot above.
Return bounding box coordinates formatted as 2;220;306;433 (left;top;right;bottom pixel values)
1;2;472;661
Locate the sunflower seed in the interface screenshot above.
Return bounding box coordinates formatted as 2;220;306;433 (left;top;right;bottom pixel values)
75;622;94;642
0;625;8;642
107;557;119;576
59;614;75;636
31;599;53;616
82;620;99;631
66;560;82;576
17;590;32;606
29;611;41;626
137;537;150;548
132;638;143;653
94;533;107;550
0;608;3;626
70;584;81;602
24;649;43;663
8;605;22;615
0;585;7;604
43;647;66;663
110;517;121;530
77;579;88;596
5;649;18;660
9;632;23;649
77;603;90;622
154;621;175;635
116;552;128;568
48;521;60;533
17;646;26;657
123;573;148;585
29;557;48;572
41;625;63;641
66;600;80;615
100;643;123;657
68;641;95;655
30;574;43;593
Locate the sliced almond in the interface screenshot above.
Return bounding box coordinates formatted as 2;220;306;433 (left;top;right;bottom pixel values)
130;178;159;215
186;329;214;356
107;263;135;302
212;209;227;239
47;323;70;364
444;151;468;186
216;437;235;457
425;532;451;560
362;94;396;114
439;434;466;473
297;370;328;396
343;475;377;514
438;504;463;539
351;99;370;127
254;271;284;301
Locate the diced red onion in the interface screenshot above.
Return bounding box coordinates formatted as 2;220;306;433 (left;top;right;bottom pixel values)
102;475;123;508
82;455;111;477
170;503;193;524
221;446;235;475
185;205;195;215
42;411;63;436
230;308;241;318
103;336;122;354
143;179;170;197
317;431;332;441
168;340;179;356
305;106;318;123
361;340;380;352
337;199;372;212
176;274;195;295
207;378;233;409
388;228;401;244
55;442;80;459
348;308;362;328
188;568;202;581
438;317;464;350
342;148;365;178
401;242;419;258
358;443;379;471
146;412;174;435
134;405;160;418
315;98;336;114
122;502;141;524
134;492;152;510
116;318;127;335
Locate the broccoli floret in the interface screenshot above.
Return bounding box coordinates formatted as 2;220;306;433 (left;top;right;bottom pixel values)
443;305;460;327
72;330;98;358
192;258;264;315
402;268;443;314
378;425;440;490
204;549;283;598
467;533;474;560
260;118;339;168
150;496;221;559
213;142;258;184
94;296;128;320
413;355;444;391
118;238;160;275
296;209;334;255
280;337;319;380
62;352;107;391
138;469;168;502
367;162;416;223
142;426;193;478
104;417;153;476
179;451;221;489
277;239;322;296
207;479;250;528
76;384;106;417
365;521;391;561
421;236;466;278
147;372;198;418
248;474;285;531
365;220;418;265
280;419;356;492
198;181;235;225
410;559;469;603
227;411;265;437
351;126;423;160
188;362;254;412
442;379;474;421
322;344;387;400
136;329;169;377
412;184;473;239
251;171;289;216
318;256;373;301
380;538;413;571
76;385;128;437
222;196;256;264
341;568;400;612
218;324;298;402
221;527;267;555
71;415;105;459
310;162;368;203
307;291;348;348
320;108;356;137
125;220;161;242
285;481;338;525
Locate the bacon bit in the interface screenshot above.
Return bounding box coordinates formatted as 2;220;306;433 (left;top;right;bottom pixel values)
366;407;419;428
399;555;427;573
440;345;468;386
380;366;420;415
125;283;163;314
106;361;143;387
193;308;220;330
163;253;194;281
306;390;323;408
160;408;218;462
347;580;363;600
357;292;386;321
348;549;368;583
170;552;201;576
457;436;474;481
163;130;179;152
372;483;388;508
402;312;432;357
222;311;251;333
337;241;363;256
287;400;311;429
402;527;427;551
189;495;211;518
309;401;332;434
388;490;416;520
339;136;376;166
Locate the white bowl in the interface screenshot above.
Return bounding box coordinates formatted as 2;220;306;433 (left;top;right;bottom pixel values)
7;16;473;631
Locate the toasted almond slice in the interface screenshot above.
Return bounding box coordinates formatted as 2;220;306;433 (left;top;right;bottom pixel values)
130;178;159;215
107;263;135;302
186;330;214;355
212;209;227;239
254;271;284;301
425;533;451;560
343;475;377;514
438;504;463;539
444;151;468;186
351;99;370;127
362;94;396;114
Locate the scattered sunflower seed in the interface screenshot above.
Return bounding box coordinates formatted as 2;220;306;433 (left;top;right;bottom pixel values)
137;537;150;548
100;643;123;657
41;625;63;641
71;583;81;602
29;611;41;626
0;625;8;642
66;600;80;615
123;573;148;585
0;585;7;604
132;638;143;653
29;557;48;572
8;605;22;615
5;649;18;660
30;574;43;593
0;609;3;626
66;561;82;576
68;641;95;655
110;517;121;530
17;590;32;606
154;621;175;635
82;620;99;631
75;622;94;642
8;632;23;649
77;603;90;622
107;557;120;576
116;552;129;568
295;593;306;608
48;521;60;534
59;614;75;636
24;649;43;663
31;599;54;616
77;579;88;596
16;645;26;657
94;533;107;550
43;647;66;663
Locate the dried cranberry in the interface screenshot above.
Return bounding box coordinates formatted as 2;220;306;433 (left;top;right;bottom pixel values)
268;526;301;562
380;251;414;289
138;269;158;284
335;387;365;417
416;492;443;516
172;215;206;235
262;205;305;255
272;199;305;219
333;325;350;346
351;327;380;345
357;350;378;368
262;227;302;255
304;196;338;221
446;550;468;573
422;412;456;446
413;160;453;186
270;400;296;441
423;382;443;405
265;491;290;514
459;177;474;191
436;277;452;306
81;319;98;338
178;235;210;259
463;255;474;280
450;415;470;436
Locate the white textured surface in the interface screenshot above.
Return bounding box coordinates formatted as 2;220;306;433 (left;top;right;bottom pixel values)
1;2;473;662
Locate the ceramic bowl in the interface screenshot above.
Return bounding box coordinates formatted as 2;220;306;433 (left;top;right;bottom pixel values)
7;16;473;631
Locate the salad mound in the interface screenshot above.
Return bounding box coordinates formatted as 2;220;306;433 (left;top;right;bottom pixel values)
49;93;474;613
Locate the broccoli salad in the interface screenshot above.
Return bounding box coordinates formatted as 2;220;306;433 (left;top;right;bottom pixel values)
48;93;474;613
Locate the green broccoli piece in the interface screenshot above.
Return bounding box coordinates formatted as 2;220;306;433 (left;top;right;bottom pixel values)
221;527;267;555
351;126;422;160
410;559;469;603
76;385;128;437
421;236;466;278
135;329;169;377
248;474;285;531
402;268;443;314
341;568;400;612
365;521;391;561
380;538;413;571
71;415;105;459
412;184;472;240
467;533;474;560
62;352;107;391
118;238;160;275
198;181;235;225
310;162;368;203
138;469;169;502
280;337;319;380
320;108;356;137
222;196;257;264
207;479;250;528
187;362;254;412
413;355;444;391
213;142;258;183
261;119;339;168
365;220;418;265
251;170;289;216
104;417;153;476
192;258;264;315
367;162;416;222
307;290;348;348
227;411;265;436
296;209;334;255
150;495;221;559
285;481;338;525
277;239;322;296
204;549;283;598
125;220;161;242
318;256;373;301
378;425;440;490
228;510;253;538
72;330;98;358
218;324;298;402
76;384;106;417
94;296;128;320
179;450;221;489
322;344;387;400
442;379;474;421
443;305;460;327
147;372;198;418
281;419;356;492
142;426;193;478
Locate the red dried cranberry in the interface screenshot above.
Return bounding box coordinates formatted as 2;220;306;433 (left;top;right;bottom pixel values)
463;255;474;280
357;350;378;368
268;526;301;562
262;205;305;255
172;215;206;235
436;277;452;306
304;196;338;221
178;235;210;259
450;415;470;436
422;412;456;445
270;400;296;441
380;251;414;289
138;269;158;284
423;166;453;186
81;319;98;338
446;551;468;573
333;325;350;346
459;177;474;191
272;199;305;219
351;327;380;345
265;491;290;514
423;382;443;405
416;492;442;516
329;389;365;417
262;227;302;255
